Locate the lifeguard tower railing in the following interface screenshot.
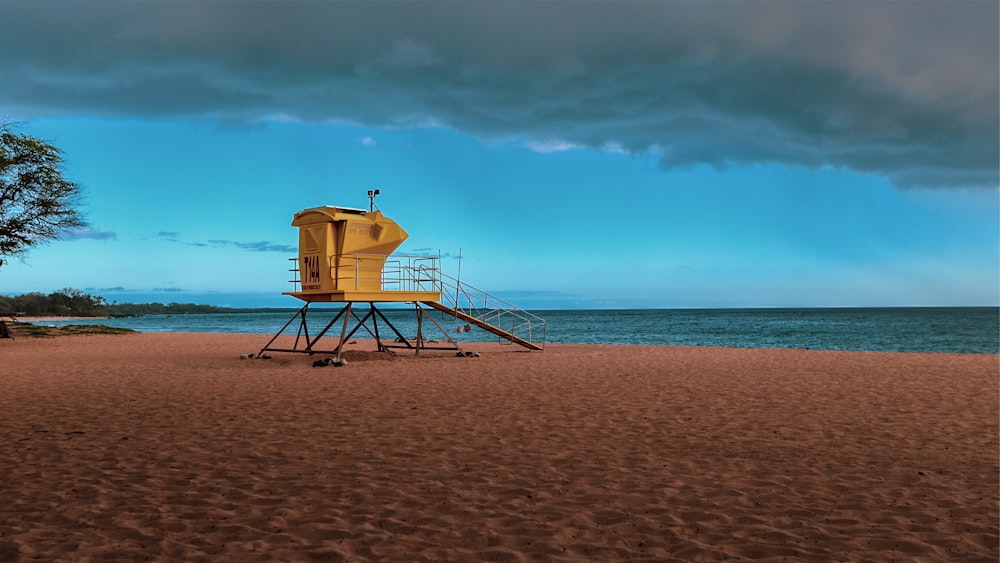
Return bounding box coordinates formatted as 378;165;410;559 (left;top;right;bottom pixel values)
287;254;546;349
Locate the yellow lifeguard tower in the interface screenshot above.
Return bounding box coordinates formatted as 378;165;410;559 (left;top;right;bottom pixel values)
287;205;439;303
259;196;545;358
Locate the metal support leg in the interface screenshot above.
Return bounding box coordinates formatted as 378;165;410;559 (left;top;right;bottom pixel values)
333;302;353;359
417;303;462;350
258;304;308;356
415;303;424;357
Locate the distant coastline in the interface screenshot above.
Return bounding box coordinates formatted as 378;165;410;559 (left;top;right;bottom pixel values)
1;288;307;319
9;308;303;322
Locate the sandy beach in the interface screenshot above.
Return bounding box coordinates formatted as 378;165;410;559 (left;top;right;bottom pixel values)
1;332;996;561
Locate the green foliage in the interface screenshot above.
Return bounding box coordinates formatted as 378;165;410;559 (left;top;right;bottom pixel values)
7;321;52;337
2;288;106;317
0;288;254;317
103;301;241;316
7;321;135;338
0;124;86;267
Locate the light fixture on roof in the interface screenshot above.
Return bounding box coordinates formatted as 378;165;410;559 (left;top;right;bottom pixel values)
367;189;380;212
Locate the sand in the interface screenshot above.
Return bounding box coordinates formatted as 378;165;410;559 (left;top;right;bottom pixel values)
0;332;996;561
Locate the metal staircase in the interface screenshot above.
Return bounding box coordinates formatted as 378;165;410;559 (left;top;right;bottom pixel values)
396;262;547;350
423;271;545;350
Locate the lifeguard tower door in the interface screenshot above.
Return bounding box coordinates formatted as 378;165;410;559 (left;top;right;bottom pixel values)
298;221;331;292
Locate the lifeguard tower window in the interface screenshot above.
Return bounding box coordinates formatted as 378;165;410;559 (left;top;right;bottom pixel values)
323;206;366;215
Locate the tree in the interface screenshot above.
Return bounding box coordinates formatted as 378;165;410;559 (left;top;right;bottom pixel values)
0;124;86;268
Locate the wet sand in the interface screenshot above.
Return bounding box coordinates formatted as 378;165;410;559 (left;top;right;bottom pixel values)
1;332;997;561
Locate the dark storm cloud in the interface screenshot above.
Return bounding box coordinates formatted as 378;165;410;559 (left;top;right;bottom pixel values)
1;1;996;188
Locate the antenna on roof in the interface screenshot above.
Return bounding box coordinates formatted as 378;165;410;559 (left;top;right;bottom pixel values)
367;189;380;212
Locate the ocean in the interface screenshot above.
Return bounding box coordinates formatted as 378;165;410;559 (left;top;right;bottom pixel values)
33;307;999;354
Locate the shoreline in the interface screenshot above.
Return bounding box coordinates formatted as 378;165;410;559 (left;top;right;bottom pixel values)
2;333;997;560
7;308;996;355
7;322;998;356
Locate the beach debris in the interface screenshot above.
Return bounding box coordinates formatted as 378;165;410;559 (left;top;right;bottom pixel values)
0;320;12;339
240;353;256;359
455;351;480;357
312;357;348;368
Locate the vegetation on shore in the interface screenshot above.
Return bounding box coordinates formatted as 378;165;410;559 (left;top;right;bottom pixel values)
1;288;277;318
4;321;136;338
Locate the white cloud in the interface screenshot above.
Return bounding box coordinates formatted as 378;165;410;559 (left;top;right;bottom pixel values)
522;139;580;154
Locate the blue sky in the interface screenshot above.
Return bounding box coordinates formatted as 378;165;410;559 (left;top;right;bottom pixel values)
1;1;997;309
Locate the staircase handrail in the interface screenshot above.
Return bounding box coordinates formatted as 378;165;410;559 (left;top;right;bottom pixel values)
412;267;545;348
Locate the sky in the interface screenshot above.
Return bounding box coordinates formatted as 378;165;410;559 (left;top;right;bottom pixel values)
0;0;997;309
